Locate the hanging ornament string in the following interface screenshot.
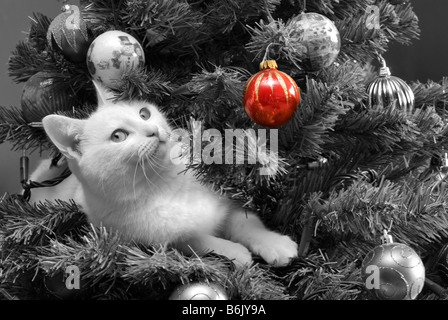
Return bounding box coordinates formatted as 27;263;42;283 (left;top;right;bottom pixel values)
261;43;274;63
301;0;307;13
377;55;390;77
110;0;120;28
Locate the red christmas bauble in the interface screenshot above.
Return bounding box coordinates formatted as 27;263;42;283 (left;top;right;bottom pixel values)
242;60;300;127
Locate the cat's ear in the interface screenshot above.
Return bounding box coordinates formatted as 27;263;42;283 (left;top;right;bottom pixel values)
92;80;115;107
42;115;85;160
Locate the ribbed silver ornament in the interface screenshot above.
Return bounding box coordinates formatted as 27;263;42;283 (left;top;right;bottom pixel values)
367;57;415;115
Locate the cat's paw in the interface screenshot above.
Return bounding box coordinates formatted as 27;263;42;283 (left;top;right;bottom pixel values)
224;242;253;268
251;233;298;267
178;235;253;268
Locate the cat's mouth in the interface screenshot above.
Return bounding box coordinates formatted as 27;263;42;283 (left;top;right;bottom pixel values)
138;139;160;158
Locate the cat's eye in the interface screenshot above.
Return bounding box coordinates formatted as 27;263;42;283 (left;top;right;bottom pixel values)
139;108;151;120
111;129;128;142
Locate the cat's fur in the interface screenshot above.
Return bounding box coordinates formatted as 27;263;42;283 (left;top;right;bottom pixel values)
29;83;298;267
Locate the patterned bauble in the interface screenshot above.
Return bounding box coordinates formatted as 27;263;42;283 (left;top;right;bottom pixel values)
169;282;228;300
361;241;425;300
242;60;300;127
21;72;76;123
47;4;91;62
288;12;341;70
367;57;415;115
86;30;145;90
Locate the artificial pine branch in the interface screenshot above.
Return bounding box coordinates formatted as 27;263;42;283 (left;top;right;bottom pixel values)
279;77;351;158
0;195;291;300
8;41;45;83
81;0;125;33
318;60;369;106
308;178;448;250
412;80;448;112
0;199;86;247
28;12;52;52
0;106;50;153
0;103;95;153
116;67;174;103
332;105;420;155
283;252;364;300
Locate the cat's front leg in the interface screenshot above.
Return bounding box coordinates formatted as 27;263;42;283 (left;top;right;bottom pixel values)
174;234;253;268
224;211;298;267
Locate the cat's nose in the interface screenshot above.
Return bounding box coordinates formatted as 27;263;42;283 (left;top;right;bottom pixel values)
145;125;159;138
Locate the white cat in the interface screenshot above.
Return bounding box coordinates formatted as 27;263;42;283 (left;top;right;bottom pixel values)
29;83;298;267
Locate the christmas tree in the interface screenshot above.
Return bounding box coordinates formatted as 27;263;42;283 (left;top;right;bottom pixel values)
1;0;448;301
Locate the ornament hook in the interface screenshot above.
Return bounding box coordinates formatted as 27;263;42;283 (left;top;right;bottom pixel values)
61;2;71;12
381;229;393;244
261;43;274;63
380;219;394;244
377;55;391;77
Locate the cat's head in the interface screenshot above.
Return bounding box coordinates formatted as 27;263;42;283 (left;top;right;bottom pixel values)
42;82;174;198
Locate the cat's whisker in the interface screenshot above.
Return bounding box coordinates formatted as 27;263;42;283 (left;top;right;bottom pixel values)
99;170;107;197
132;159;140;202
139;155;159;191
145;153;168;184
151;160;171;177
127;153;140;204
147;153;169;170
125;149;139;166
129;162;140;214
121;169;129;198
137;149;166;193
140;157;158;193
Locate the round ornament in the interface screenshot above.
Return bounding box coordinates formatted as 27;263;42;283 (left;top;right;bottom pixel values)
366;57;415;115
86;30;145;90
361;239;425;300
47;4;91;62
21;72;76;123
288;12;341;70
242;60;300;127
168;282;228;300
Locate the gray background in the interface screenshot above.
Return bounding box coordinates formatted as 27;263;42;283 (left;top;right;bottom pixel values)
0;0;79;195
0;0;446;195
